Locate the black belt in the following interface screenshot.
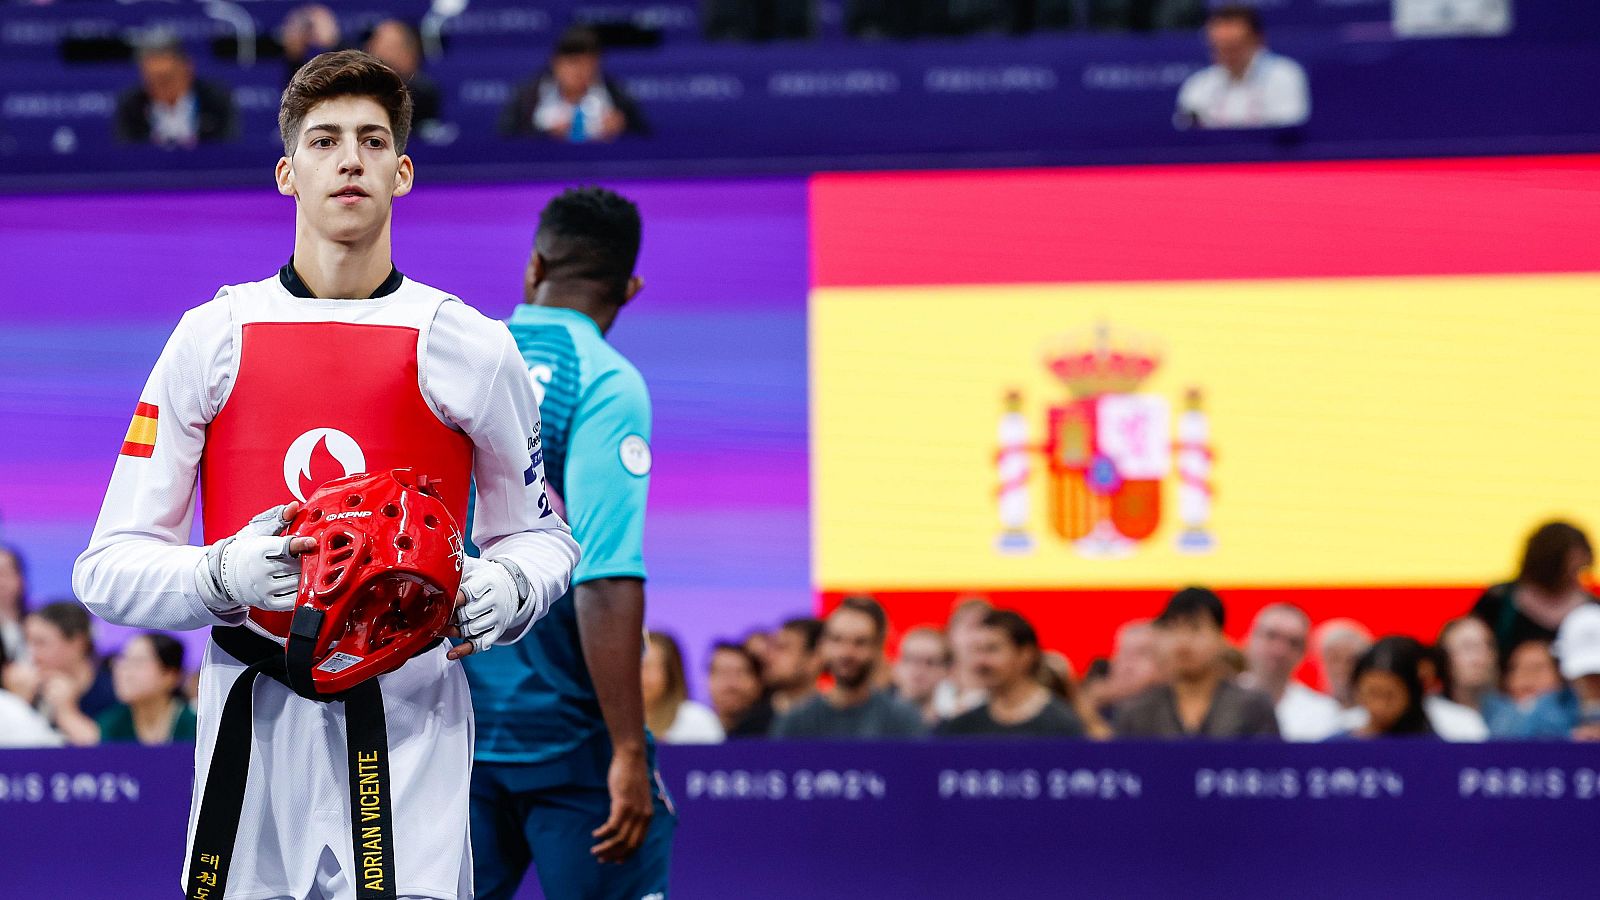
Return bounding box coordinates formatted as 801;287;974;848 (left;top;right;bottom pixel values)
186;626;401;900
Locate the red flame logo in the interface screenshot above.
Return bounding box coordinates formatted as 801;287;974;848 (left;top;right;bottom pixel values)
299;436;348;501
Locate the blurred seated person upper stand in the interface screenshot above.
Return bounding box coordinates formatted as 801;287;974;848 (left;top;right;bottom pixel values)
1471;521;1598;669
1239;603;1342;742
932;596;992;719
1437;617;1523;736
643;631;724;744
770;597;925;739
1;602;116;746
1333;636;1487;741
891;626;951;726
114;37;238;148
764;616;823;717
1310;617;1373;712
1115;588;1280;739
281;3;343;82
365;19;444;130
1518;606;1600;740
1174;5;1309;130
0;544;29;665
936;610;1085;739
500;27;649;142
707;641;773;738
1331;637;1438;740
1504;638;1563;712
97;632;197;746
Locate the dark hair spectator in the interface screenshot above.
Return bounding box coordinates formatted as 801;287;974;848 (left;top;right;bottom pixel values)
643;631;723;744
934;596;993;719
500;26;648;141
1174;2;1308;129
9;601;116;745
280;4;343;82
98;632;197;746
114;36;238;148
709;641;772;738
763;616;824;716
1341;637;1435;738
365;19;443;127
0;544;29;667
769;596;923;739
1470;520;1598;668
1504;639;1562;708
936;609;1084;739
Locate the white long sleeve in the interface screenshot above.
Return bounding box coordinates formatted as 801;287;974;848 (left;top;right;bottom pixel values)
423;300;580;645
72;296;245;631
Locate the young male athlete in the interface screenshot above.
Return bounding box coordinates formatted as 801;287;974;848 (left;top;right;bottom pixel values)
464;187;675;899
72;50;579;900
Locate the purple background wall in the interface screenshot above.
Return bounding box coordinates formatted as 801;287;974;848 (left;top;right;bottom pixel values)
0;176;811;696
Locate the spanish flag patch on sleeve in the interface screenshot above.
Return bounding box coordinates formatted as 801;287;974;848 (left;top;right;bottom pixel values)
120;402;159;458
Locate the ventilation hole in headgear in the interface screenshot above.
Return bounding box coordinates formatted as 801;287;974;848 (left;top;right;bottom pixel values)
322;566;346;587
328;532;352;550
308;508;323;522
345;494;363;508
423;515;438;529
395;535;413;551
381;503;399;518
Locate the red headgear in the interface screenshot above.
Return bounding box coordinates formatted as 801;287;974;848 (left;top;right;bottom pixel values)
283;468;464;697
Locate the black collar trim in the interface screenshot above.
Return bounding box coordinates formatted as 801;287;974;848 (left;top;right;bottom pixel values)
279;259;404;299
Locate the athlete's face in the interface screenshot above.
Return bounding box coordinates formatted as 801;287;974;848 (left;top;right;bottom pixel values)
276;96;412;244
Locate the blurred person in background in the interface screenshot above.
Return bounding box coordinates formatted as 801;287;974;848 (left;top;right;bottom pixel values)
1414;642;1488;741
1240;603;1342;742
5;601;116;745
708;641;771;738
365;20;443;127
0;544;29;665
97;632;196;746
1503;639;1563;709
0;686;60;747
114;37;238;148
933;596;992;718
1101;619;1162;718
742;629;770;663
936;610;1085;738
1332;637;1436;740
764;616;823;716
1310;618;1373;709
1471;521;1597;667
500;27;648;142
643;632;723;744
891;626;950;725
1437;617;1520;736
1517;606;1600;740
771;597;924;739
280;4;342;81
1174;5;1308;129
1116;588;1279;739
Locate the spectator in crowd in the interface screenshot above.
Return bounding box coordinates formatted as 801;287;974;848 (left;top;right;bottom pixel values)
708;641;772;738
1414;642;1489;741
1115;588;1279;739
643;631;724;744
281;4;342;82
500;27;648;142
365;19;443;126
5;602;116;745
1503;638;1562;709
891;626;950;725
933;596;992;719
0;686;60;748
0;544;29;665
742;629;771;664
1240;603;1342;742
1471;521;1597;668
1310;618;1372;709
771;597;924;739
1438;617;1521;736
1174;5;1309;129
1518;606;1600;740
937;610;1085;738
96;632;196;746
1333;637;1436;739
114;38;238;148
1099;619;1163;723
763;616;823;716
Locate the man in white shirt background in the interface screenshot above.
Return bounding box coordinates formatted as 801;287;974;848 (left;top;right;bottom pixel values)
1175;5;1310;129
1239;603;1343;742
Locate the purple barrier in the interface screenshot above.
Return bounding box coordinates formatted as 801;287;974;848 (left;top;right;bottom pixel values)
2;740;1593;897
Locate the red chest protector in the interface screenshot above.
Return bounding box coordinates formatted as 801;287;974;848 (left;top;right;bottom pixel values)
200;317;473;639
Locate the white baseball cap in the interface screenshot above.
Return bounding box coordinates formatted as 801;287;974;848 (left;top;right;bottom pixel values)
1555;605;1600;681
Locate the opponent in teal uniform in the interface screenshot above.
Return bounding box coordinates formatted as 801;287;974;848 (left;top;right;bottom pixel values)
464;187;674;900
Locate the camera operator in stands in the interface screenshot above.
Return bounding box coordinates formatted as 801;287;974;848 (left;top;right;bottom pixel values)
114;36;237;148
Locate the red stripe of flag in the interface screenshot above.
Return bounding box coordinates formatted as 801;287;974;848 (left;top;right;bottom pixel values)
134;401;159;420
119;440;155;458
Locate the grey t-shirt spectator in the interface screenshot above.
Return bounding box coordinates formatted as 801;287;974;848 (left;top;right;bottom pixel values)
935;698;1085;738
1114;681;1280;739
770;690;925;739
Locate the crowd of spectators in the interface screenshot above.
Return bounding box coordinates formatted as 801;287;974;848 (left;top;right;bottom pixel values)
6;519;1596;749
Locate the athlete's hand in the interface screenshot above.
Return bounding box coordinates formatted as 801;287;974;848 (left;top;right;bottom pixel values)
591;745;653;863
195;502;317;614
446;558;534;660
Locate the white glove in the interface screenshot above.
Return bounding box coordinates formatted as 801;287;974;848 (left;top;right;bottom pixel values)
195;504;305;614
454;557;540;652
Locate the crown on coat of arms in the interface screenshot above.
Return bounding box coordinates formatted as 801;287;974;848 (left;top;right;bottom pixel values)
1043;322;1162;398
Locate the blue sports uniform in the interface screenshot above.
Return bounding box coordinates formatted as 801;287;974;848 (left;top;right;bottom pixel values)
464;304;675;900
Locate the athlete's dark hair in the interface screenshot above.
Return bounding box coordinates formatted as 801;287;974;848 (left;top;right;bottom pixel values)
279;49;413;155
1155;586;1226;631
779;616;824;653
535;186;642;304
